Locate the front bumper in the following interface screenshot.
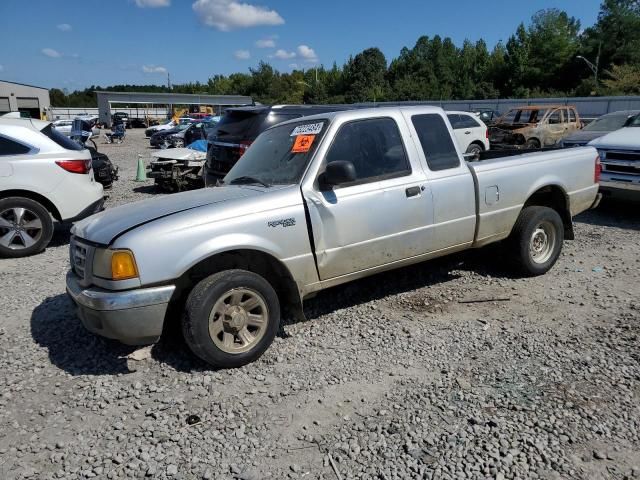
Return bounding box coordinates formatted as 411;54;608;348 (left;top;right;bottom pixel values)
66;271;175;345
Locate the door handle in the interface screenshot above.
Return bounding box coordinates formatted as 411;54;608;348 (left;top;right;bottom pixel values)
405;186;421;198
465;131;471;134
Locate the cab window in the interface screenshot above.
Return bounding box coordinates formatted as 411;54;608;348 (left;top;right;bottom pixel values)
411;114;460;171
325;118;410;185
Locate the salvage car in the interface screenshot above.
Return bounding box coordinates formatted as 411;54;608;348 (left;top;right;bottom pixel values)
558;110;639;147
147;144;207;192
167;118;219;148
489;105;582;149
149;122;193;149
0;117;104;257
145;119;175;138
66;106;600;368
589;116;640;200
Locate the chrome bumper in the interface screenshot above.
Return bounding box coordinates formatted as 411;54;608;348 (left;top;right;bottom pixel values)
599;179;640;192
66;271;175;345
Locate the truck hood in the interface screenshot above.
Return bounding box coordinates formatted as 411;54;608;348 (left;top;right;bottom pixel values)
589;127;640;149
72;186;265;245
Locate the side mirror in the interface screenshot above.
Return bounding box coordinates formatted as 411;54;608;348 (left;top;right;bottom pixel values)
320;161;357;189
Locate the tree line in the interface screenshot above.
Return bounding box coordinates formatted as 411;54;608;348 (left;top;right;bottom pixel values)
51;0;640;108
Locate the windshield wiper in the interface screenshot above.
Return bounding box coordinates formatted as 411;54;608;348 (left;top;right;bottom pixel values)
228;176;271;188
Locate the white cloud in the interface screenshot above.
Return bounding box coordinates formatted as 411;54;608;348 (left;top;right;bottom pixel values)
234;49;251;60
42;48;62;58
135;0;170;7
288;63;299;69
57;23;72;32
271;49;296;60
192;0;284;31
142;65;168;73
297;44;318;63
255;38;275;48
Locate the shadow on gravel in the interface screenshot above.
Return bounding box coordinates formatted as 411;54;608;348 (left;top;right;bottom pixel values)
132;185;161;195
48;223;73;248
576;198;640;231
299;243;512;324
30;293;136;375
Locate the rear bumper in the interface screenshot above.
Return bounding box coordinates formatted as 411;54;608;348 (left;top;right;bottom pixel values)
599;179;640;193
65;197;105;223
66;271;175;345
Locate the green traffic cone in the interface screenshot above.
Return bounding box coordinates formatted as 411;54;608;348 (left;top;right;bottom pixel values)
135;154;147;182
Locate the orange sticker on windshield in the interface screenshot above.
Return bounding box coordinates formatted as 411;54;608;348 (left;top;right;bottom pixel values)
292;135;315;153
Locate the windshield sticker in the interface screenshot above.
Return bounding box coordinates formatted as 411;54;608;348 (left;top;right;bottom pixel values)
292;135;315;153
290;122;324;136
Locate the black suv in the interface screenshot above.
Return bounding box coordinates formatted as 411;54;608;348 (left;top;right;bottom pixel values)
203;105;369;186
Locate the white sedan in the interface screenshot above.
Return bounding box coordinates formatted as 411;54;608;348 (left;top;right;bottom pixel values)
446;111;490;156
0;117;104;257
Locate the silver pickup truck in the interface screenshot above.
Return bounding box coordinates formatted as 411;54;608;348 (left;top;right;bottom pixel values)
66;106;601;368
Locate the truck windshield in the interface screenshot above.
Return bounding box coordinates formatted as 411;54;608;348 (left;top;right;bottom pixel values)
629;115;640;127
224;119;328;186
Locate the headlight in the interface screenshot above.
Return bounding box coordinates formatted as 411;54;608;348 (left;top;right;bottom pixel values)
93;248;139;280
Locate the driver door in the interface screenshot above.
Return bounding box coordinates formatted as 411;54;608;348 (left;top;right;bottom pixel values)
302;115;434;280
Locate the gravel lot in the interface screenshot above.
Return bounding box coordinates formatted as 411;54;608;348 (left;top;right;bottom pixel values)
1;128;639;480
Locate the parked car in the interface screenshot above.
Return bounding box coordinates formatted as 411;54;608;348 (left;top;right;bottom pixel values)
66;106;600;368
0;117;104;257
112;112;129;127
145;119;175;138
168;118;219;148
203;105;366;186
147;144;207;192
489;105;582;149
52;119;74;136
472;108;501;125
149;122;194;149
70;118;119;189
558;110;639;147
589;116;640;200
446;111;490;157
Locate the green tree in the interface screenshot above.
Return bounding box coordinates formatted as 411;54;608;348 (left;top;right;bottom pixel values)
343;48;388;103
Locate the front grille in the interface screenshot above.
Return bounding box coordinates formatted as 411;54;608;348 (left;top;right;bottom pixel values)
70;239;88;280
605;151;640;162
604;164;640;174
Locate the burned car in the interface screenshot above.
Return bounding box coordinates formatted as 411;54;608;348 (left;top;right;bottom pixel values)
147;141;207;192
489;105;582;149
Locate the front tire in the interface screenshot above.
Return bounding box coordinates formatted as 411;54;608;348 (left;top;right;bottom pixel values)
182;269;280;368
508;206;564;276
0;197;54;258
465;143;483;160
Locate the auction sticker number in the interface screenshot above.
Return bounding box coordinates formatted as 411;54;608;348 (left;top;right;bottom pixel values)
290;122;324;136
292;135;315;153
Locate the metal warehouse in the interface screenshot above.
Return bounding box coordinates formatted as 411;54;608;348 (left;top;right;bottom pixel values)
0;79;50;119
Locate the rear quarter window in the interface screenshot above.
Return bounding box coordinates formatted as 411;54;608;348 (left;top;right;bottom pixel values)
0;135;32;155
411;114;461;171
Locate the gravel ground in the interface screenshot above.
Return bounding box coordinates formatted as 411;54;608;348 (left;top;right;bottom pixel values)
0;128;639;480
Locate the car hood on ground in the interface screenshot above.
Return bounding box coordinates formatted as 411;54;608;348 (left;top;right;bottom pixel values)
561;130;607;144
72;186;268;245
589;127;640;149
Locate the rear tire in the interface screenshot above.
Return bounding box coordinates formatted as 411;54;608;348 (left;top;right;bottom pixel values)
465;143;483;159
508;206;564;276
0;197;54;258
182;269;280;369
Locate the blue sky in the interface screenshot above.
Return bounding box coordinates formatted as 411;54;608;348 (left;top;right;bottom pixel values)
0;0;603;91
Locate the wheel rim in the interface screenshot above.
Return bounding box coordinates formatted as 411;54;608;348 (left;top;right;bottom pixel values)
529;220;556;264
0;207;43;250
208;288;269;354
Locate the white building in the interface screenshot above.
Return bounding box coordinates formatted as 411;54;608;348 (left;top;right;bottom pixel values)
0;80;50;119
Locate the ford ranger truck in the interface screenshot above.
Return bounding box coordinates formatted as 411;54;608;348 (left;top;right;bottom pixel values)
66;106;601;369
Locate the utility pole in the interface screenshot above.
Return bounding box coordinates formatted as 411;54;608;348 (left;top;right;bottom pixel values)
577;41;601;87
167;72;172;90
